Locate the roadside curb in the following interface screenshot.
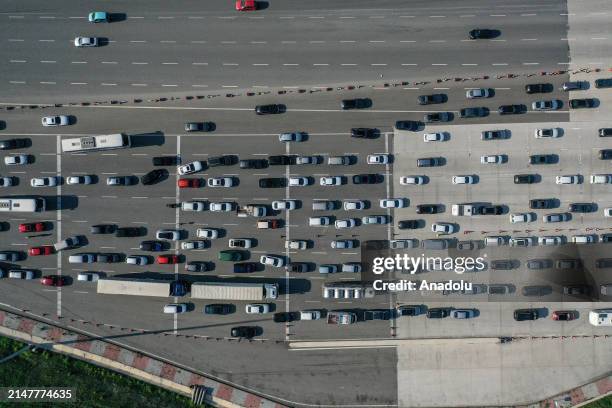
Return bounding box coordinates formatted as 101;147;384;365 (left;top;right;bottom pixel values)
0;309;288;408
529;375;611;408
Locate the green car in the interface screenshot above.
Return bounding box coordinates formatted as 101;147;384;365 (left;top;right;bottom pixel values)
218;250;243;262
88;11;108;23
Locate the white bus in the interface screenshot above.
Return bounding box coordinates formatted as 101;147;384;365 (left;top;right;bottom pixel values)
0;197;45;212
61;134;131;153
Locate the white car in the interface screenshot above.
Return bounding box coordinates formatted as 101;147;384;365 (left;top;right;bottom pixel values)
156;229;181;241
196;228;219;239
207;177;234;187
209;202;234;212
590;174;612;184
423;132;447;142
535;128;561;138
285;240;308;250
8;270;35;280
181;201;206;212
605;208;612;217
538;236;564;246
74;36;98;47
272;200;298;210
68;253;96;263
299;310;322;320
163;303;187;314
320;176;343;186
30;176;59;187
532;100;560;111
177;161;203;175
77;272;99;282
295;156;321;165
126;255;149;265
335;218;357;229
480;155;505;164
229;238;254;248
509;213;535;223
556;175;581;185
432;223;456;235
343;200;366;210
331;240;355;249
245;303;271;314
0;177;14;187
367;154;390;164
181;240;207;250
466;88;490;99
289;177;312;186
362;215;388;225
400;175;425;185
41;115;69;127
279;132;306;142
66;175;93;185
260;255;285;268
452;175;475;185
4;155;29;165
379;198;407;208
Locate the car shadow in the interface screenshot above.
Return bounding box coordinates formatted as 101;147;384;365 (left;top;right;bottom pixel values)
108;13;127;22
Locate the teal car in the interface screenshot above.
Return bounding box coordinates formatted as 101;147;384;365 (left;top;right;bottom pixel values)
88;11;108;23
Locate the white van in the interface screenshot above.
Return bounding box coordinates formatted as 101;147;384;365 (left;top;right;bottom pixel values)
8;270;34;279
312;201;334;211
309;217;331;226
327;156;350;165
571;234;597;244
589;309;612;326
300;310;322;320
590;174;612;184
485;236;507;246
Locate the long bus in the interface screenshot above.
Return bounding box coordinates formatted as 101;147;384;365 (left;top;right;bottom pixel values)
61;134;131;153
0;197;45;212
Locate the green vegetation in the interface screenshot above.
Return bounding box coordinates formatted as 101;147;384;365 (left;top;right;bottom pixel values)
0;336;196;408
585;395;612;408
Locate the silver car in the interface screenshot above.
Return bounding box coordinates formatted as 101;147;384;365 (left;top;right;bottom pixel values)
362;215;388;225
466;88;490;99
272;200;298;210
41;115;69;127
67;175;93;185
279;132;306;142
4;154;30;165
74;36;98;47
296;156;321;165
126;255;149;265
207;177;234;187
31;177;59;187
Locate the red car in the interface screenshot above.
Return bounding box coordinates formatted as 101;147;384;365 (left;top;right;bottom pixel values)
29;245;55;256
178;178;201;188
19;222;46;233
552;310;577;321
157;254;179;264
41;275;67;287
235;0;256;11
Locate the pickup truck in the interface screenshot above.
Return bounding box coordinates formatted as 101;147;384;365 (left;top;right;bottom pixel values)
327;312;357;325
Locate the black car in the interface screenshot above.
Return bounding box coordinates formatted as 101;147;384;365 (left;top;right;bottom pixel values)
341;98;370;110
570;99;596;109
397;305;423;317
398;220;419;229
351;128;377;138
417;94;447;105
556;259;582;270
599;128;612;137
233;262;256;273
208;155;237;167
563;285;590;295
115;227;144;237
139;240;164;251
529;154;557;164
514;174;536;184
259;177;287;188
498;104;524;115
423;112;452;123
0;139;27;150
140;169;166;185
525;83;553;94
491;259;517;270
239;159;268;169
365;310;392;320
230;326;257;338
457;241;478;251
90;224;115;234
394;120;420;131
460;107;488;118
514;309;539;321
273;312;300;323
569;203;596;213
596;259;612;269
599;149;612;160
468;29;497;39
416;204;440;214
288;262;309;273
601;234;612;243
427;308;450;318
595;78;612;89
522;286;551;297
204;304;233;315
477;205;503;215
530;198;554;209
152;156;178;166
268;155;295;165
416;157;443;167
255;104;282;115
482;129;509;140
97;253;122;263
184;122;214;132
352;174;382;184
